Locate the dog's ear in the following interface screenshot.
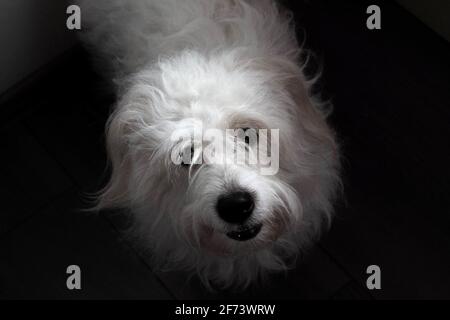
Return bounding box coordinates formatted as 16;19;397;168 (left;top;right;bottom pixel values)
96;107;133;209
275;57;338;155
247;56;336;149
286;74;336;147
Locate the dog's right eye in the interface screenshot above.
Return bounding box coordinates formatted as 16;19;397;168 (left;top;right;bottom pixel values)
181;146;194;167
241;128;258;145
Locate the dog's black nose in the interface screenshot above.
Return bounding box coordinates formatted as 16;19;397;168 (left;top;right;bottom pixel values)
216;191;255;224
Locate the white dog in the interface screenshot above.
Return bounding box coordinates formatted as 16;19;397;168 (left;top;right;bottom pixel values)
79;0;340;289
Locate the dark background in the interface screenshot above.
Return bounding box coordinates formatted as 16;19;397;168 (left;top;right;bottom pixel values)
1;0;449;299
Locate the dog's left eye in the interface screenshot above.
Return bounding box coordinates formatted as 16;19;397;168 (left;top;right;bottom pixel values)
181;146;194;167
241;128;258;145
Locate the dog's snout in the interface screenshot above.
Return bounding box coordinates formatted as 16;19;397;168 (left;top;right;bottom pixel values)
216;191;254;224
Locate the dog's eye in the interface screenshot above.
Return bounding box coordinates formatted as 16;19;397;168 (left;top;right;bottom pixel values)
181;146;194;167
241;128;258;145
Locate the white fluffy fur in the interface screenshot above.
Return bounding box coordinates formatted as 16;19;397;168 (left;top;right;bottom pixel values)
79;0;340;289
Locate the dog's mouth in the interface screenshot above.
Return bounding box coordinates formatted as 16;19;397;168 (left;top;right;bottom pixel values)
226;223;262;241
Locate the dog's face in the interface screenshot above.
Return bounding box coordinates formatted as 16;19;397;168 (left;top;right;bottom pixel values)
100;51;338;260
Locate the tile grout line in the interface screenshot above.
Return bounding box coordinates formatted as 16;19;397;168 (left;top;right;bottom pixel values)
99;214;177;300
317;243;375;300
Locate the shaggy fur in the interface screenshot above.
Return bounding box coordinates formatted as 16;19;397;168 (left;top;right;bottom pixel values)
78;0;340;289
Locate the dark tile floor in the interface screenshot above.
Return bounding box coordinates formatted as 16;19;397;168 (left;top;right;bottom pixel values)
1;0;449;299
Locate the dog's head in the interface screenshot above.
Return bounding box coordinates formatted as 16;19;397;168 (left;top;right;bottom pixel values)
98;50;339;269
